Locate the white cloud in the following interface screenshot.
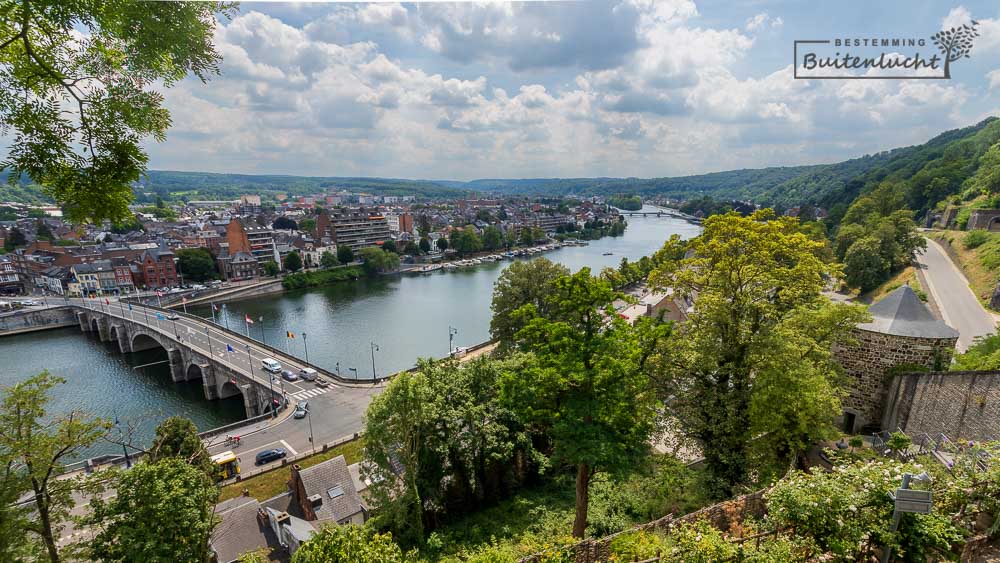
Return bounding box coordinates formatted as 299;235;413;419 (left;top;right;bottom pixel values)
989;69;1000;90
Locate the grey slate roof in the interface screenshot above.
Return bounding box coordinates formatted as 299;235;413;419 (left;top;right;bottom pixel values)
857;285;959;339
210;497;280;563
297;454;363;523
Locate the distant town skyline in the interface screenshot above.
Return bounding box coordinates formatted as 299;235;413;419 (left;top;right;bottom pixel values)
143;1;1000;180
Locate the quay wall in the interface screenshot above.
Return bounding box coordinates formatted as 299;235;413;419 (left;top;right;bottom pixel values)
0;307;77;336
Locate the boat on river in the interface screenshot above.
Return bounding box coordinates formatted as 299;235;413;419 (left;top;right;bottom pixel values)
420;264;443;274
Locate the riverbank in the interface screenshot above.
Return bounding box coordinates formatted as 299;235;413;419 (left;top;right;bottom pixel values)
282;265;364;290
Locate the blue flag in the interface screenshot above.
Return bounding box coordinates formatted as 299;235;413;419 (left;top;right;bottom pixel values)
128;303;132;310
226;344;234;353
155;313;165;320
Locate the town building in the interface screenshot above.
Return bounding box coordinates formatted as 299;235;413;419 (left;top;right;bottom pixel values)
226;220;280;264
288;455;366;525
137;248;178;289
314;210;391;251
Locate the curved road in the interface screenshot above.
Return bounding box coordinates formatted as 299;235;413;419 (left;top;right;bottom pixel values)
916;237;998;351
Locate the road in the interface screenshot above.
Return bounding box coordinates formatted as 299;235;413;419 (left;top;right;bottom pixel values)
915;237;998;351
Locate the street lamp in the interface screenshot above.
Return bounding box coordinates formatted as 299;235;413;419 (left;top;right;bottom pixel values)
302;331;309;363
449;325;458;356
307;408;316;455
115;417;132;469
348;367;358;380
370;341;379;384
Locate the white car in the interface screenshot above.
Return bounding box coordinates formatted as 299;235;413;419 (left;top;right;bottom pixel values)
261;358;282;373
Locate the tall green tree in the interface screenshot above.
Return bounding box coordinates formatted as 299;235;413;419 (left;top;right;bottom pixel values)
3;226;25;250
0;1;237;224
83;458;219;562
449;227;482;256
320;251;339;269
649;211;868;498
435;237;448;252
358;247;399;276
262;260;280;277
489;258;569;350
500;270;668;538
147;416;215;479
418;237;431;254
364;357;535;545
0;372;109;562
292;525;412;563
176;248;217;282
482;225;503;251
284;251;303;273
337;245;354;264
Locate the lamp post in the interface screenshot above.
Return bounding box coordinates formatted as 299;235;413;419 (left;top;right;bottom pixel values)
449;325;458;356
348;367;358;381
302;331;309;363
221;303;230;330
115;417;132;469
205;326;213;358
370;341;379;384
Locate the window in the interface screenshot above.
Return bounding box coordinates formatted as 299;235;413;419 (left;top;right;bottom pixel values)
326;485;344;499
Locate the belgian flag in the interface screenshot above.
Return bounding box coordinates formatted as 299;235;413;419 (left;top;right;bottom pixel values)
286;331;295;339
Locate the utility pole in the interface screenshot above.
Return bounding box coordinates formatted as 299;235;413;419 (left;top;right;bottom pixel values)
302;331;309;363
370;341;379;384
449;325;458;356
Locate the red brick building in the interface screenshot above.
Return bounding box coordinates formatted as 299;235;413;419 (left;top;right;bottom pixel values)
138;248;178;289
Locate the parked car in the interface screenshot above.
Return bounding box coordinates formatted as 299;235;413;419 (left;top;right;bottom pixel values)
281;369;299;382
166;314;180;321
293;401;309;419
298;368;318;381
254;448;287;465
315;378;330;388
261;358;282;373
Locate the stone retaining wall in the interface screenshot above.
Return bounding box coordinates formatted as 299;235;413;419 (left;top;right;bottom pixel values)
883;370;1000;440
0;306;77;336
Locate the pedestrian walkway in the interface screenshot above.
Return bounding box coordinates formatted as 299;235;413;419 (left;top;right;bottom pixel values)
289;387;329;401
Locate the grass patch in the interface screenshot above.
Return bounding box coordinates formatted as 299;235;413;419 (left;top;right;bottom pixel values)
217;437;365;502
422;454;711;562
929;230;1000;307
859;266;926;304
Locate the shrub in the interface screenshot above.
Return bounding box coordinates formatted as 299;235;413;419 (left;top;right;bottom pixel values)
281;266;363;290
957;207;973;230
963;230;991;249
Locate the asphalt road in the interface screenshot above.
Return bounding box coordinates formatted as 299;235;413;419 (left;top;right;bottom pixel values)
915;238;998;351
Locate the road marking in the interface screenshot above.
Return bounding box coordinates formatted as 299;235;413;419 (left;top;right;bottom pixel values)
280;439;298;456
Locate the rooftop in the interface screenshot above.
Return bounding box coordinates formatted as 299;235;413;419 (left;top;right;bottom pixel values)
858;285;959;339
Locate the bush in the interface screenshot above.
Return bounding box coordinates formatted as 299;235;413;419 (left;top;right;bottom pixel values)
281;266;363;290
957;207;973;230
963;230;991;249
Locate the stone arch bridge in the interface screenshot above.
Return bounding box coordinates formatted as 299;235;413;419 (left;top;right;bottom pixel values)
72;303;291;418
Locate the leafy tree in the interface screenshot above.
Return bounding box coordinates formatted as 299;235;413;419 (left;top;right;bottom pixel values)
436;237;448;251
416;214;432;237
292;525;412;563
364;357;535;546
0;372;109;562
0;440;36;560
284;251;303;273
482;225;503;251
382;240;398;254
449;227;482;256
843;237;888;292
337;245;354;264
649;211;868;498
272;216;298;230
320;251;339;269
419;237;431;253
298;218;316;234
35;219;53;240
489;258;568;350
974;143;1000;193
359;247;399;276
500;270;668;538
403;241;419;256
147;416;215;479
262;260;280;277
176;248;217;282
83;458;219;562
0;1;236;224
4;226;26;250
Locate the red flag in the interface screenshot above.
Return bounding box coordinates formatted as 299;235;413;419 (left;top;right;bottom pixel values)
212;303;219;312
182;297;188;303
105;298;110;305
245;315;254;324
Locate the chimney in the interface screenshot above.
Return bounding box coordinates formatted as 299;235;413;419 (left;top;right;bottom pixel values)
308;494;323;509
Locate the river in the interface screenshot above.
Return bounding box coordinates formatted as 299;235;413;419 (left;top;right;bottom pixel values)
0;207;699;456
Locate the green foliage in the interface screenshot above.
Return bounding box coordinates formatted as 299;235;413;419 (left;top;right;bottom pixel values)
403;241;420;256
482;225;504;250
419;237;432;253
359;247;399;276
0;2;235;224
650;210;869;498
272;216;298;230
138;205;178;221
887;431;912;454
607;195;642;211
262;260;280;277
320;251;339;268
0;371;109;561
292;525;413;563
952;333;1000;370
844;237;889;291
284;250;303;272
3;226;25;250
450;226;483;255
337;244;355;264
363;356;538;547
147;416;216;479
957;206;974;230
965;229;993;249
489;258;570;350
436;237;449;251
298;218;316;234
83;458;219;563
175;247;217;282
281;266;363;290
501;270;670;538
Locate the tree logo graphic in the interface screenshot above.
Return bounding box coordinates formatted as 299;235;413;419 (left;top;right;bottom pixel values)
931;21;979;79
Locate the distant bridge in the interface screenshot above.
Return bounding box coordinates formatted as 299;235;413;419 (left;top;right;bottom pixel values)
68;299;359;418
617;208;702;223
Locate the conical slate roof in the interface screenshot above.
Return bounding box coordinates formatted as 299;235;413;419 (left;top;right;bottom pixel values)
857;285;959;339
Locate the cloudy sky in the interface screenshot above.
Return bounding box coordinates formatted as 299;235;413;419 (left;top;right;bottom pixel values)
147;0;1000;180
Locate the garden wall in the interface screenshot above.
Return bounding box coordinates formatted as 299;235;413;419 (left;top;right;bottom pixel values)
882;370;1000;441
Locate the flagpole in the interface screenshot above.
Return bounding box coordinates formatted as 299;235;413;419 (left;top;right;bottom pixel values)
210;302;217;324
182;298;187;314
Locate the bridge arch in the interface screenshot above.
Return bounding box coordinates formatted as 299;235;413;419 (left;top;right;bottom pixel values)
218;379;243;400
109;324;120;343
186;363;204;382
131;331;165;353
89;317;100;333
